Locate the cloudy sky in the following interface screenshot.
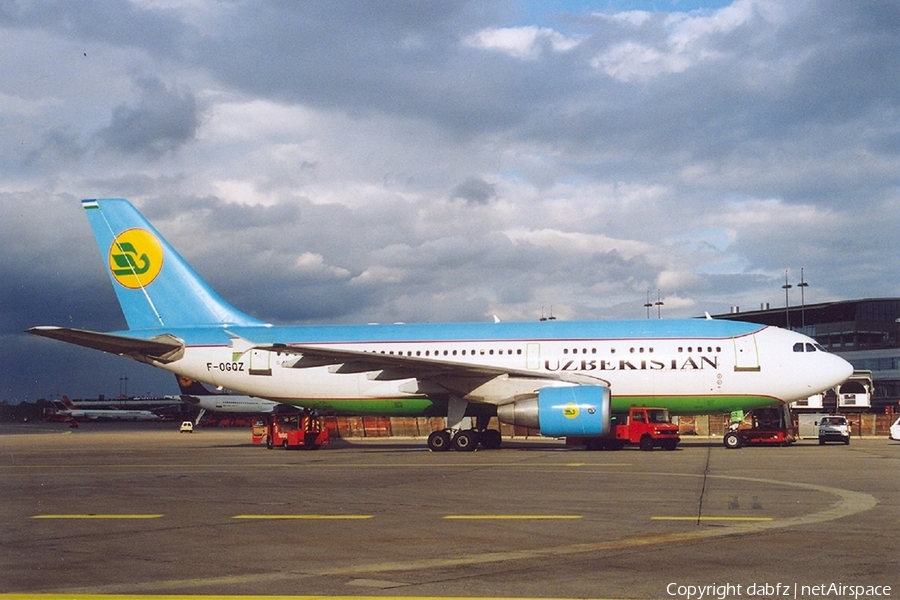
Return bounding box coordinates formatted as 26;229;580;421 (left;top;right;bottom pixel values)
2;0;899;402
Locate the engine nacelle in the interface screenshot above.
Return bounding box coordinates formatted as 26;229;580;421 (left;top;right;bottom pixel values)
496;385;611;437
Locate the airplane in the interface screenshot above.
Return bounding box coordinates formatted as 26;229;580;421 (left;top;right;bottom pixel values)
53;396;160;422
29;198;853;451
175;375;297;424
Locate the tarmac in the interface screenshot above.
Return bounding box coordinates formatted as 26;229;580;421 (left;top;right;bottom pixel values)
1;422;898;599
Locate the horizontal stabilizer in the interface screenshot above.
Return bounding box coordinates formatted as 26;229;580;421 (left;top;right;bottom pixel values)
27;326;183;362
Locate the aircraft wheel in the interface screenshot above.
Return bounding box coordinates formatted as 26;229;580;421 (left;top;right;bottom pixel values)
479;429;502;449
427;430;451;452
453;429;479;452
723;431;742;449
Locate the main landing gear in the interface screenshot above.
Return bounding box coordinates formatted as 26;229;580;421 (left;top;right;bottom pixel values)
426;397;502;452
426;427;503;452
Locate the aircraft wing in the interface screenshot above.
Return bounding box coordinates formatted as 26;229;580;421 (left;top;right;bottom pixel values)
263;342;608;400
27;326;184;362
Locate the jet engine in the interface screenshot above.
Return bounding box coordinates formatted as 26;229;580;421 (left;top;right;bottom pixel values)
496;385;611;437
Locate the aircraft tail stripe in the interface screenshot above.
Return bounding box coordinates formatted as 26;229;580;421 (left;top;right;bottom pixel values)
92;203;165;327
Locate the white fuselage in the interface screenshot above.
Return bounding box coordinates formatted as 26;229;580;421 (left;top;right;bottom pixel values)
141;321;851;417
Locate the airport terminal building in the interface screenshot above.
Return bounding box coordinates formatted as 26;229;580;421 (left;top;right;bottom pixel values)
715;298;900;414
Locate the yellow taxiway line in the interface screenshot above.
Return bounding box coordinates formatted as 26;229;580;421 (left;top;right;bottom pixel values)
443;515;582;520
232;514;373;520
651;516;774;521
30;514;163;519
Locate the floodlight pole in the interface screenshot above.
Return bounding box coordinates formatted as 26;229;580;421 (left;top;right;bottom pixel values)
782;270;792;329
798;267;809;329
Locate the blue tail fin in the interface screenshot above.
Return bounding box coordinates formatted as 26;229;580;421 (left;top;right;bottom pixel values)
82;198;265;330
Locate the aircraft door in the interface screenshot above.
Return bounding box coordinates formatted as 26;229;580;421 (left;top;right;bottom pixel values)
249;348;272;376
733;334;760;372
526;343;541;370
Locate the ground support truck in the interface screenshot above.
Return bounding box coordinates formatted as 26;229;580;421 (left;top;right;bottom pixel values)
723;405;795;449
252;411;329;449
567;407;680;451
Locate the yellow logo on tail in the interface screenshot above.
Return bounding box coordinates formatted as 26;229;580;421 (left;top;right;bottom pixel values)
109;229;164;289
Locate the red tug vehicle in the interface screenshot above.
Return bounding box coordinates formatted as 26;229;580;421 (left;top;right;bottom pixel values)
568;406;680;451
723;404;795;449
252;411;329;450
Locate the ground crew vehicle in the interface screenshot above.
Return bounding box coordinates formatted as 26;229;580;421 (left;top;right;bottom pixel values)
723;405;795;448
817;415;850;445
179;421;193;433
258;411;329;450
568;407;680;451
251;417;267;444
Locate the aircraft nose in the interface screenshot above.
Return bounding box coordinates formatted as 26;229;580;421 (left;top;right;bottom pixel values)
816;352;854;393
834;354;854;383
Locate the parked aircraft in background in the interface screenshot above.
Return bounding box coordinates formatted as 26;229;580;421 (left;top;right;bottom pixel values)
176;375;295;424
29;199;853;451
54;396;160;422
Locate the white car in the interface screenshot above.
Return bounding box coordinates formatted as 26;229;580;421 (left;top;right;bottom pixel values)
179;421;194;433
890;417;900;441
818;415;850;445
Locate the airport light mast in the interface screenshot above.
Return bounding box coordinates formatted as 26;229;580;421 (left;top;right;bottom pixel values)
798;268;809;329
782;270;792;329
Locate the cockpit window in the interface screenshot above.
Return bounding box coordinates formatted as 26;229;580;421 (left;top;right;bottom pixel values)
793;342;824;353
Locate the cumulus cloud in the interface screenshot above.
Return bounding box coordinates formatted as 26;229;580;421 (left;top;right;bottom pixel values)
464;25;582;59
4;0;900;400
451;177;497;205
97;77;200;157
